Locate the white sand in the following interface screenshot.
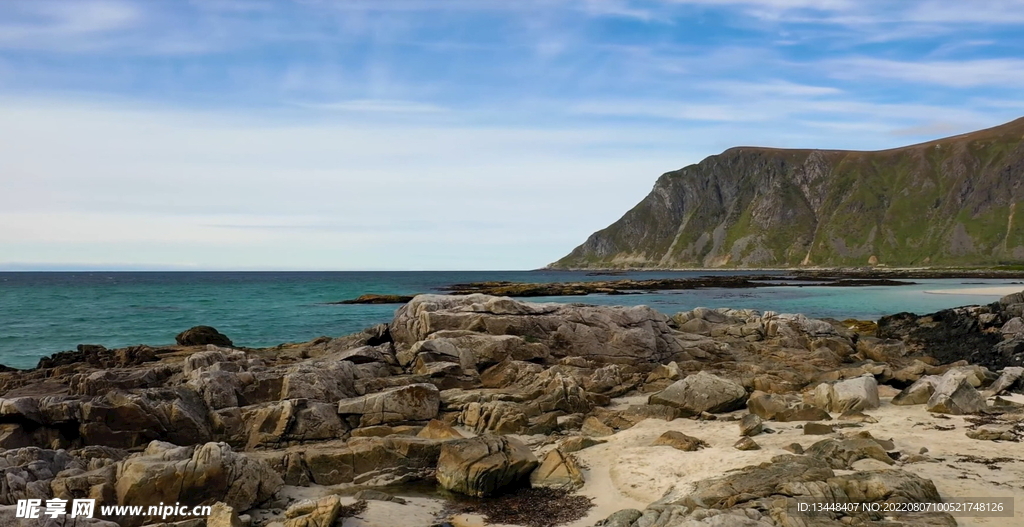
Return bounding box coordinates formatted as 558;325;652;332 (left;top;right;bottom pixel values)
568;394;1024;527
924;286;1024;296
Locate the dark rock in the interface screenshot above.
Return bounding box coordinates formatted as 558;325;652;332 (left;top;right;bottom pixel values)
176;326;233;347
803;422;834;435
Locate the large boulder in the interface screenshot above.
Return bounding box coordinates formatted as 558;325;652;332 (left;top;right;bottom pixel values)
926;372;987;415
390;294;685;364
253;436;441;487
114;442;282;525
176;326;233;347
336;384;440;427
436;435;538;497
811;376;880;413
649;372;747;416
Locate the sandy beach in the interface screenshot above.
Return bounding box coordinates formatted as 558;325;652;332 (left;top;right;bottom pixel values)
924;286;1024;296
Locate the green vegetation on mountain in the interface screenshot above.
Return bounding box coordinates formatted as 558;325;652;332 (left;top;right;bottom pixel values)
551;117;1024;269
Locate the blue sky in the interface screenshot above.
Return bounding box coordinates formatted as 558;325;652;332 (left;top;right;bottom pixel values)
2;0;1024;270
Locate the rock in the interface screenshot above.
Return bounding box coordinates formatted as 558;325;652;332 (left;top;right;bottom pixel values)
652;431;708;451
739;414;763;436
828;468;942;503
805;436;895;469
559;436;605;453
647;362;681;382
336;384;440;427
597;509;643;527
649;372;747;417
417;420;465;440
581;416;615;437
353;489;407;504
334;346;389;364
680;318;712;335
115;442;282;526
838;410;877;423
529;449;584;490
776;405;832;422
966;424;1016;441
391;295;685;364
0;447;82;505
176;326;233;347
436;435;538;497
257;436;441;486
283;495;342;527
811;375;880;413
991;366;1024;395
856;336;908;362
459;401;529;435
733;437;760;451
621;404;680;422
746;392;830;422
892;375;941;405
677;455;832;509
207;502;243;527
1001;317;1024;336
926;372;987;415
782;443;804;454
803;422;834;435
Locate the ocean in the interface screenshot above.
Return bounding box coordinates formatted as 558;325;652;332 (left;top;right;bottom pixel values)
0;270;1018;370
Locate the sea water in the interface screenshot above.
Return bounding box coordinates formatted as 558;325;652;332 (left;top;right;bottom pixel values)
0;271;1018;370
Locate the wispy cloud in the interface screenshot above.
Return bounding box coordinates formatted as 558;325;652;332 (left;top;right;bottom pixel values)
292;99;448;113
827;57;1024;87
0;0;141;50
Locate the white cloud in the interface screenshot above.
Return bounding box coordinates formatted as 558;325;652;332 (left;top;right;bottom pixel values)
291;99;448;113
0;0;141;50
827;57;1024;87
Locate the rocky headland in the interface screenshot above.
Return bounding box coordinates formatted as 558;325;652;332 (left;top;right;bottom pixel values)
1;292;1023;527
551;117;1024;269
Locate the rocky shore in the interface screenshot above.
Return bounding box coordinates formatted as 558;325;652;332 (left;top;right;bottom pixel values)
335;275;917;303
1;292;1023;527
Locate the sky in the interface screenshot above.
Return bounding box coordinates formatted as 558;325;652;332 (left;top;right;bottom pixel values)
1;0;1024;271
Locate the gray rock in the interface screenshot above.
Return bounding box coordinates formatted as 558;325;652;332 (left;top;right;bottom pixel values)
892;375;941;406
649;372;747;417
738;414;763;437
991;367;1024;395
336;383;440;427
926;372;987;415
966;424;1016;441
733;437;760;451
812;375;880;413
596;509;643;527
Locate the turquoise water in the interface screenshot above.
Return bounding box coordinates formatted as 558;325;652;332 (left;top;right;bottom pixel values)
0;271;1018;370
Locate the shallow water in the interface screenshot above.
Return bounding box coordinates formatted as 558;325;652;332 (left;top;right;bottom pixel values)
0;271;1018;369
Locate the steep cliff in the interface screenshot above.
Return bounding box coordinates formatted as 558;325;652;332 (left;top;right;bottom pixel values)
552;117;1024;269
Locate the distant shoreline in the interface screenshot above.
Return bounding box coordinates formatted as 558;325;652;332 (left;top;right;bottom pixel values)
924;286;1024;296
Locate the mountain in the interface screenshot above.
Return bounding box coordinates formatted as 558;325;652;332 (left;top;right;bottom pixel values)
551;117;1024;269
